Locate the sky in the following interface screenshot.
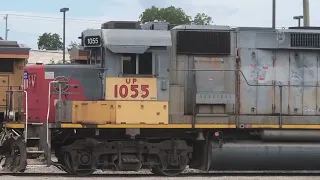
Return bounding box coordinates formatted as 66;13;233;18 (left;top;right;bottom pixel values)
0;0;319;50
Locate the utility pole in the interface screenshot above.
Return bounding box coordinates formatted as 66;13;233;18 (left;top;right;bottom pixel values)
272;0;276;29
303;0;310;26
60;8;69;64
3;14;8;40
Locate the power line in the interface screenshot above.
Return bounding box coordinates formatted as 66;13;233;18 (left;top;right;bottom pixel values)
10;16;103;24
0;13;106;23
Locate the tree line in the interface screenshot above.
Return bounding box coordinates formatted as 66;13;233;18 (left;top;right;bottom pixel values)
37;5;212;50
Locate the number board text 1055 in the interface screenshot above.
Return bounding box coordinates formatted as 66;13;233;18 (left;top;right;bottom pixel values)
84;36;101;46
105;77;157;100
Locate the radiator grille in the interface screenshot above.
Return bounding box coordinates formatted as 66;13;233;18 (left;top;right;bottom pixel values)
176;31;230;55
291;33;320;48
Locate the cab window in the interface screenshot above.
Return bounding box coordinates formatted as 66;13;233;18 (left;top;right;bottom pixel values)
0;59;14;72
122;52;153;75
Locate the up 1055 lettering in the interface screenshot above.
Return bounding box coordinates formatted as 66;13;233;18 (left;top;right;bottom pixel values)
114;78;149;98
106;77;157;100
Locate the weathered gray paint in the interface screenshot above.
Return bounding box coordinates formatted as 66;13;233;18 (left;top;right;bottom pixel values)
44;64;103;100
101;29;171;47
170;26;236;115
81;29;172;50
169;25;320;125
237;28;320;116
79;24;320;126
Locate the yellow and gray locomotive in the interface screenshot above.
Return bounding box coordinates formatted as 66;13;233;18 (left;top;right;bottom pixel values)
1;21;320;176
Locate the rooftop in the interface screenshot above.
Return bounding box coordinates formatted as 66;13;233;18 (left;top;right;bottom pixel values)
27;50;70;64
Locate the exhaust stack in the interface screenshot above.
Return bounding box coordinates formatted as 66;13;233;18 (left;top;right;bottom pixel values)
303;0;310;26
272;0;276;29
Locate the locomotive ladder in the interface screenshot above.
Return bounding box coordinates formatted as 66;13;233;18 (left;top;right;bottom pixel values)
24;80;64;168
23;88;49;167
24;80;63;168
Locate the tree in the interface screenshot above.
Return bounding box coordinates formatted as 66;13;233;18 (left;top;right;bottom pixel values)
37;33;63;50
193;13;213;25
139;6;212;26
68;41;81;51
139;5;192;25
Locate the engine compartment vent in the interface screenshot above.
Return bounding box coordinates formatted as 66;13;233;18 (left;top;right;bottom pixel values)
176;31;231;55
101;21;141;29
141;21;170;30
290;33;320;48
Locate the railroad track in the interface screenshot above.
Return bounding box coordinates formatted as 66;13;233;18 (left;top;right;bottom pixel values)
1;171;320;177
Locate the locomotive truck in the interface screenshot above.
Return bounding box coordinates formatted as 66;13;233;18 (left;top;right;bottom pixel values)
1;21;320;176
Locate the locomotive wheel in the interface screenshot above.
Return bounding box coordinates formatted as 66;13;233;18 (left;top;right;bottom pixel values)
151;165;186;177
63;152;94;176
2;137;27;173
53;151;73;175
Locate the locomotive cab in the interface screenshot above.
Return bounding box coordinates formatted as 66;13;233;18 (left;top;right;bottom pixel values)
0;40;30;122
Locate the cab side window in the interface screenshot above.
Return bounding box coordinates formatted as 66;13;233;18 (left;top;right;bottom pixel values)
122;52;153;75
0;59;14;72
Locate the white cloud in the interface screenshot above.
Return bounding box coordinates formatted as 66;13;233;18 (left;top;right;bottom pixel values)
1;0;320;49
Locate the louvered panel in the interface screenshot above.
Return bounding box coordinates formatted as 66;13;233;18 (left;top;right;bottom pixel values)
290;33;320;48
176;31;231;55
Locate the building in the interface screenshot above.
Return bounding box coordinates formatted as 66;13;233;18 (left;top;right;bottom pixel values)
27;50;70;64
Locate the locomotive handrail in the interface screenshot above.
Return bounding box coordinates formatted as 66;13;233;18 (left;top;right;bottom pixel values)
3;89;28;142
168;69;320;88
24;90;28;143
4;88;23;121
46;80;58;157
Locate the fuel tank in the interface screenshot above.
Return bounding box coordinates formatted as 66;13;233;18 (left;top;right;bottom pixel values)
209;141;320;171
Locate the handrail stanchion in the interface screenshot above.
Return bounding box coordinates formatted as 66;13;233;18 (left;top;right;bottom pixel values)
46;81;58;166
24;90;28;143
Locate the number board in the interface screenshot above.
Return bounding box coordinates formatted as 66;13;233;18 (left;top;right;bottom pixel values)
84;36;101;47
105;78;157;100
